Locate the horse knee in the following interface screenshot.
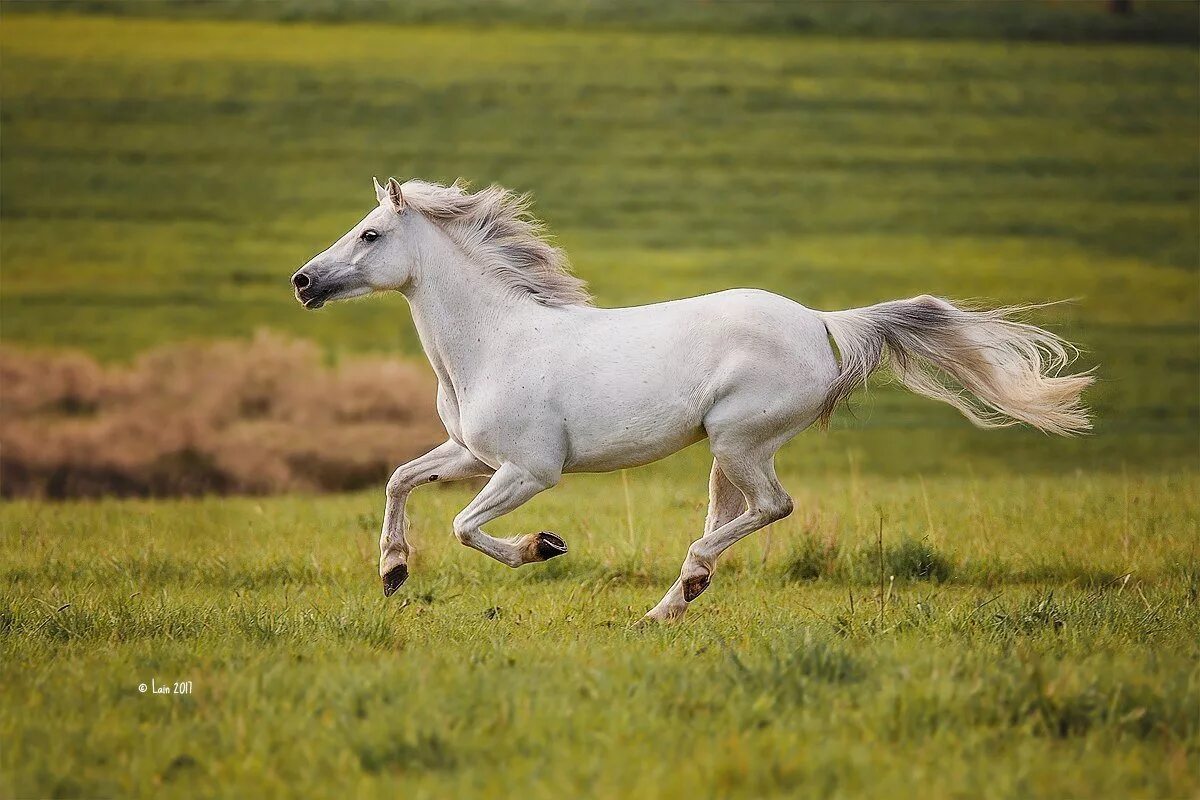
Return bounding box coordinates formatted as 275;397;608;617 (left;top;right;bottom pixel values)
385;469;411;500
450;515;475;546
387;465;436;500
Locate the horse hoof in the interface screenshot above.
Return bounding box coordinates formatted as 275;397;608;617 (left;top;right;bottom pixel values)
682;570;711;602
534;531;568;561
382;563;409;597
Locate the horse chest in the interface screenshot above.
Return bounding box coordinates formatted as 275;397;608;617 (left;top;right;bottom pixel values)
436;382;522;454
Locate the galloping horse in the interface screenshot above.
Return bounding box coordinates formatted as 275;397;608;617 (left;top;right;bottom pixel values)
292;178;1091;622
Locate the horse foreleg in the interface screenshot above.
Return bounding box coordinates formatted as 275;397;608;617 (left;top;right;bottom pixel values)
379;440;492;596
451;462;566;568
643;460;745;623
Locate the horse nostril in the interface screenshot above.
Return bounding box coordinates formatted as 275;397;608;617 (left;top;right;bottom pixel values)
292;272;310;290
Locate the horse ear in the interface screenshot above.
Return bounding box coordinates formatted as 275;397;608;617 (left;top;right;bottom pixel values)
386;177;406;212
373;177;388;205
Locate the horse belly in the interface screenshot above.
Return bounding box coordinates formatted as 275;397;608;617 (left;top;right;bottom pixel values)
562;399;706;473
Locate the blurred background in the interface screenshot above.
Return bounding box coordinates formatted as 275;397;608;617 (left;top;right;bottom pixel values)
1;0;1197;497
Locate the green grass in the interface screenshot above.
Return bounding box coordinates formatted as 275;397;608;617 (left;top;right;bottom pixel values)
2;458;1198;797
1;10;1198;798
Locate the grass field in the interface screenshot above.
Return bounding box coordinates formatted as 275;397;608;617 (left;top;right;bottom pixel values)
1;6;1198;798
2;461;1198;797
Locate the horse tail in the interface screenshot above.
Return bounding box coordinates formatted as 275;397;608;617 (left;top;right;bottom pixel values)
816;295;1093;436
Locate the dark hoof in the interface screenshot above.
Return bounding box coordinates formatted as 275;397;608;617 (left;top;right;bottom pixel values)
682;571;711;602
534;531;568;561
382;563;409;597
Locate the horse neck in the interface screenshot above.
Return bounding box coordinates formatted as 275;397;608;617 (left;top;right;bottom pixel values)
402;240;547;390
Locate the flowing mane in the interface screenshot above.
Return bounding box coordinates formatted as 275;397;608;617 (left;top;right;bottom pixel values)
400;179;592;307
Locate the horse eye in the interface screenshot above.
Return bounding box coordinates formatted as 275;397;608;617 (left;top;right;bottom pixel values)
361;229;379;242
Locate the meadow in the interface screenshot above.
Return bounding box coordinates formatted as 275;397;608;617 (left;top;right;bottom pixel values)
1;6;1197;798
2;465;1197;797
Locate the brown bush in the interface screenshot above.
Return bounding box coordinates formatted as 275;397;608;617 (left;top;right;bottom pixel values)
0;332;446;498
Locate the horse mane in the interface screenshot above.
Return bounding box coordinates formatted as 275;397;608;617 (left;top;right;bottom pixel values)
400;179;592;307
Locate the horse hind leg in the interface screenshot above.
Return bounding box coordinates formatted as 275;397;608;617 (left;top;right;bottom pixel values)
643;461;745;623
678;446;793;604
669;373;822;608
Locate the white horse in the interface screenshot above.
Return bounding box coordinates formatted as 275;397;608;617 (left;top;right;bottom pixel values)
292;178;1092;622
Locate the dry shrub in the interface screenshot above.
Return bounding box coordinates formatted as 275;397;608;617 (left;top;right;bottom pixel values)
0;332;446;498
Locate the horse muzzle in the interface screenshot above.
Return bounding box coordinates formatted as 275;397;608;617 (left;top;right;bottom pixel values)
291;267;335;310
